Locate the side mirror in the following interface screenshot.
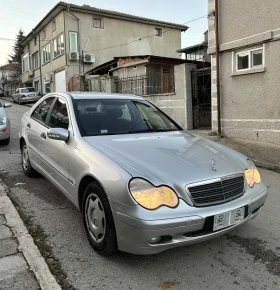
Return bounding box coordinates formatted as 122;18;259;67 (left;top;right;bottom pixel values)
4;103;12;108
47;128;69;141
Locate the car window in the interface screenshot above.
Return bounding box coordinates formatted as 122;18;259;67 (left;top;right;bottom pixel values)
31;97;55;124
74;99;180;136
48;98;69;130
21;88;30;93
27;87;36;92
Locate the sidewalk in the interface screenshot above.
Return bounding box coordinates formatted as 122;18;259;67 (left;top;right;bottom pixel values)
0;181;61;290
205;135;280;172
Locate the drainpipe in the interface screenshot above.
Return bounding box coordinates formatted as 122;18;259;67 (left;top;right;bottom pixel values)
38;34;43;95
214;0;222;137
66;5;82;88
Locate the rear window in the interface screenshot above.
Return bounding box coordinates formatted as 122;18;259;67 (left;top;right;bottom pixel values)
21;88;36;93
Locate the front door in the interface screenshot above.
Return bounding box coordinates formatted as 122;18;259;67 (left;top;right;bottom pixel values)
161;66;174;94
55;70;66;93
40;96;70;192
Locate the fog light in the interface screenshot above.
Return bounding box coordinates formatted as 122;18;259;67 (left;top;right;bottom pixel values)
149;237;162;244
1;129;7;133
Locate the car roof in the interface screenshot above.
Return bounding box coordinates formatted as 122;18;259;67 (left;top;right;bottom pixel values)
68;92;144;101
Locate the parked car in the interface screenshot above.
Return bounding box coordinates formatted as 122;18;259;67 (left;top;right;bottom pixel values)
0;102;12;145
12;87;41;105
19;93;267;255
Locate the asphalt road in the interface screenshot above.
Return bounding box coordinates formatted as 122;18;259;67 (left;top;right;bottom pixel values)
0;100;279;290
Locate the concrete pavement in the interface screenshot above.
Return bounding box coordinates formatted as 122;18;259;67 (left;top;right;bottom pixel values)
0;182;61;290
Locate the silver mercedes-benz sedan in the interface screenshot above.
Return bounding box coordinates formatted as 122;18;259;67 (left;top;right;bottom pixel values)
19;93;267;255
12;87;41;105
0;101;12;145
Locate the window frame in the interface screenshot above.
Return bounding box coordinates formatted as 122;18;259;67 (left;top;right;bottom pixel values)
42;43;51;65
235;46;264;72
69;31;78;52
53;33;64;59
47;97;70;130
22;52;30;73
155;27;163;37
93;17;104;29
31;96;56;127
32;52;39;70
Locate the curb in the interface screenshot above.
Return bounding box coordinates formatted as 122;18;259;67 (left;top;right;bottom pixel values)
0;180;61;290
253;159;280;173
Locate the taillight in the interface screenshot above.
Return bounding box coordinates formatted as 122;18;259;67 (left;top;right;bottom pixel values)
21;95;26;98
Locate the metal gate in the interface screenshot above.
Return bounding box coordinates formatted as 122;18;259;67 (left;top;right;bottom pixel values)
191;68;212;129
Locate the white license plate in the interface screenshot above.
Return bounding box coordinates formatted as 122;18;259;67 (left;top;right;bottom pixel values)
29;94;35;97
213;207;245;231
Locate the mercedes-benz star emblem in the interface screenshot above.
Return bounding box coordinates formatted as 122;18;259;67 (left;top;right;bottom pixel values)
209;159;217;171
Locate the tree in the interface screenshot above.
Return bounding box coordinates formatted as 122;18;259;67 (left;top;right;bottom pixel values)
8;29;25;65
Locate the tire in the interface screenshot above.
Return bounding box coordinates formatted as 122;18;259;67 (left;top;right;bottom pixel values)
83;182;118;255
21;141;40;177
0;137;10;145
12;97;16;103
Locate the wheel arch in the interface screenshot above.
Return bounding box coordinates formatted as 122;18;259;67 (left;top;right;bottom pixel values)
19;137;25;149
78;175;105;212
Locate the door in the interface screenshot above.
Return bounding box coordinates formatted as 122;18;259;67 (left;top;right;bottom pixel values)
26;96;56;169
41;97;70;192
161;66;174;94
55;70;66;92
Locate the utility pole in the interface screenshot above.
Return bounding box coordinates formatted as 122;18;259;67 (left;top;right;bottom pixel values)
214;0;222;137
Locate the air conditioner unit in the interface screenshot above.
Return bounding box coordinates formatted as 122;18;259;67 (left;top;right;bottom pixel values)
83;53;95;64
28;70;34;77
69;51;79;61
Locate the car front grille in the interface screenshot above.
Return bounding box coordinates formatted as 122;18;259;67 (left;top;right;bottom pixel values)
186;174;245;207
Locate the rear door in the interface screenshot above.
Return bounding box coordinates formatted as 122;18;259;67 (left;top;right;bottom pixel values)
25;96;56;170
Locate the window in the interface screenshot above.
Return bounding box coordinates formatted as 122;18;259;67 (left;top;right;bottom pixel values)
42;30;46;40
34;81;39;92
93;17;103;28
31;97;55;124
42;43;51;64
22;53;30;73
32;52;39;70
236;47;264;71
74;99;180;136
44;81;51;94
48;98;69;129
53;34;64;58
155;27;162;37
34;37;37;46
21;88;36;93
69;32;78;52
52;20;56;32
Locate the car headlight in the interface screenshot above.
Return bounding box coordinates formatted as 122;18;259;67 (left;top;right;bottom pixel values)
244;160;261;188
129;178;179;210
0;116;7;125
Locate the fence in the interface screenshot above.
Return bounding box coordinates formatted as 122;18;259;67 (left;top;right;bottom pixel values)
115;72;175;96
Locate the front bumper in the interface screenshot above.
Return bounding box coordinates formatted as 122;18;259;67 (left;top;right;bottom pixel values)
112;185;267;255
0;124;9;140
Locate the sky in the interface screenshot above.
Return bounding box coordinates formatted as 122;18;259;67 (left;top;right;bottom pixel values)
0;0;208;65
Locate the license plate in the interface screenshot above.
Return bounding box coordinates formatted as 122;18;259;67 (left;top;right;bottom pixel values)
29;94;35;97
213;207;245;231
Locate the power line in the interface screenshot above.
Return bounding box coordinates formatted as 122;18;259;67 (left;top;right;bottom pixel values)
0;7;38;22
0;2;42;18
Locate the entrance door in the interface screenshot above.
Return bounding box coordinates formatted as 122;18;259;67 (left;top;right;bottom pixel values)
55;70;66;93
161;66;174;94
191;68;212;129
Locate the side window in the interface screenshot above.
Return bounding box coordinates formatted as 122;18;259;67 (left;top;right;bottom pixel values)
31;97;55;124
48;98;69;129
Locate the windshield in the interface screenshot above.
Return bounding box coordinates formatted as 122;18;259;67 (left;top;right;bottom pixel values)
21;88;36;93
74;99;182;136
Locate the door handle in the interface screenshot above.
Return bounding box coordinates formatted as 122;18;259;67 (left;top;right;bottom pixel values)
27;123;31;128
40;132;46;139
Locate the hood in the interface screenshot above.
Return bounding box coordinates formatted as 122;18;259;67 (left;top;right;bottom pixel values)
84;131;247;188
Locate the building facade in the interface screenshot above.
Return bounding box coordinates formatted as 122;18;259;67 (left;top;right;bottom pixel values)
21;2;187;95
208;0;280;144
0;63;21;96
